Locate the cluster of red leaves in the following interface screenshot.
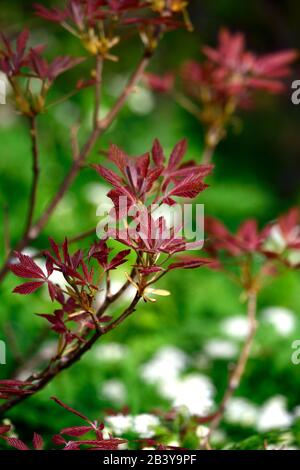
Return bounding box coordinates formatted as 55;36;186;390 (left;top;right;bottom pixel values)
93;140;212;275
204;208;300;273
10;237;131;343
9;139;213;335
144;28;297;125
181;28;297;107
0;397;126;450
34;1;144;29
0;29;84;81
94;139;212;206
0;29;86;116
34;0;189;35
204;217;268;259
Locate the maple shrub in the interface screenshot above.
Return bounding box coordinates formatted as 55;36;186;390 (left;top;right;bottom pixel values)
0;0;299;451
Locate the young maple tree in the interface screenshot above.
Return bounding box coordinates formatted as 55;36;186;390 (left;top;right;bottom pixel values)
0;0;299;451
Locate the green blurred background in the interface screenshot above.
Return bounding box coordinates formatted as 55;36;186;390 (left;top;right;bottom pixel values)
0;0;300;449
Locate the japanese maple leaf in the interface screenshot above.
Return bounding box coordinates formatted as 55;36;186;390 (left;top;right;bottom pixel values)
30;50;85;82
3;433;44;451
203;28;297;94
10;252;57;300
205;216;267;258
0;30;44;77
0;380;33;399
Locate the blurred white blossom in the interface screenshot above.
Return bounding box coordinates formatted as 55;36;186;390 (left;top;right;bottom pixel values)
204;339;238;359
225;397;260;427
101;379;127;405
161;374;215;417
105;413;159;438
261;307;296;337
132;414;160;438
127;87;155;115
257;396;293;432
222;315;249;340
141;346;188;385
105;414;132;435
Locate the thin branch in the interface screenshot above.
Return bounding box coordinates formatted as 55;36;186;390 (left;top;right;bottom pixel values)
103;293;140;333
23;116;40;237
93;55;103;128
202;291;258;448
201;144;215;166
70;122;80;161
201;124;224;165
98;53;152;130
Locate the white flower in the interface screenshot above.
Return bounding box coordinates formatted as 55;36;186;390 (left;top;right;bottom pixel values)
94;342;129;362
257;396;293;432
105;414;132;435
204;339;238;359
105;413;160;438
225;397;259;427
132;414;160;438
262;307;296;337
222;315;249;340
101;380;127;405
162;374;215;417
141;346;188;385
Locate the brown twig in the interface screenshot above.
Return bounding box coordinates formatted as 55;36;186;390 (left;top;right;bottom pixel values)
99;53;152;130
201;144;215;165
202;291;258;448
93;56;103;128
23;116;40;237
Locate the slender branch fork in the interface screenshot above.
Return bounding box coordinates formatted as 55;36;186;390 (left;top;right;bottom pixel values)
0;50;154;283
202;291;258;449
